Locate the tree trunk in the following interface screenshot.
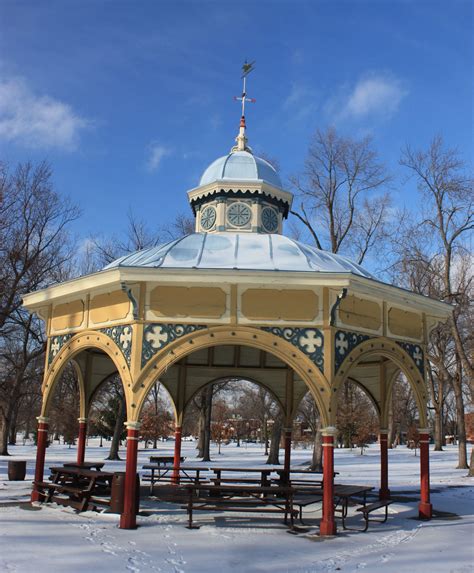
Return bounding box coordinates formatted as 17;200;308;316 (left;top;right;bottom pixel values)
266;416;282;465
0;415;10;456
106;394;126;461
433;405;444;451
202;387;213;462
452;370;468;469
310;425;323;471
387;398;395;449
8;403;19;446
468;446;474;477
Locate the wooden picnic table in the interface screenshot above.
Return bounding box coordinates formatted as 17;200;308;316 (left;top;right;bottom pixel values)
35;466;115;511
149;455;185;466
142;465;209;494
62;461;105;471
182;483;298;530
210;467;278;489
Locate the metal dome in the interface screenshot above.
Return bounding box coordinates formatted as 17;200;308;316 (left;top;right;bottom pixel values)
103;232;374;278
199;151;283;189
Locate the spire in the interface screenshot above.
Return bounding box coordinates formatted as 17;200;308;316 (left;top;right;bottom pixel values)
231;60;256;153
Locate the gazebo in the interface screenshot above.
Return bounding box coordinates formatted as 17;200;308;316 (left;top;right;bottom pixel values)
23;100;452;533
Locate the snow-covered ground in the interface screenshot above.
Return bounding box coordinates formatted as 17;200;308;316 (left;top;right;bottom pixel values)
0;440;472;573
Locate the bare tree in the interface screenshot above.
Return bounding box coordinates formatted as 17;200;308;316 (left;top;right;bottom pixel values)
398;136;473;468
290;127;391;265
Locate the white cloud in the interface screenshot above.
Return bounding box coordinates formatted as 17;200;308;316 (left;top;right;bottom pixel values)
282;83;318;122
146;142;171;171
0;77;90;150
328;73;408;122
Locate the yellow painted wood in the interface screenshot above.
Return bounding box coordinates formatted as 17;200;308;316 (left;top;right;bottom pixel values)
89;290;130;324
338;294;381;331
149;285;226;319
241;288;318;321
51;300;85;331
388;307;422;339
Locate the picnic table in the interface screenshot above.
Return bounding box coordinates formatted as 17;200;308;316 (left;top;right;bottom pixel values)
142;465;208;494
35;466;115;511
182;483;298;530
210;467;277;489
62;461;105;471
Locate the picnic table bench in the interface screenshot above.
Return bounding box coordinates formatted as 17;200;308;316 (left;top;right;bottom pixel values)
35;466;115;512
182;483;298;530
62;461;105;471
142;465;209;494
149;455;185;465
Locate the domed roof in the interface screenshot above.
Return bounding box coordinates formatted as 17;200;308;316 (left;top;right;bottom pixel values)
103;232;374;278
199;151;283;189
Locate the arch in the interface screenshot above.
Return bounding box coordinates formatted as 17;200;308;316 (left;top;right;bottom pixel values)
41;330;133;418
331;337;427;427
346;376;381;419
134;325;331;426
183;374;285;416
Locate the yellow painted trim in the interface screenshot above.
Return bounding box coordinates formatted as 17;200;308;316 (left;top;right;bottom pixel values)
133;325;330;425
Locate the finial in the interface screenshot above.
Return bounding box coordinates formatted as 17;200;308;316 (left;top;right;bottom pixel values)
232;60;256;153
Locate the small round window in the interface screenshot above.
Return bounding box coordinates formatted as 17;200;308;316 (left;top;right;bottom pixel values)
200;206;217;230
227;202;252;227
261;207;278;232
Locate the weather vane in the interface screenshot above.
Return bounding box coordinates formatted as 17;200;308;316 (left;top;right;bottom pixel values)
234;60;256;118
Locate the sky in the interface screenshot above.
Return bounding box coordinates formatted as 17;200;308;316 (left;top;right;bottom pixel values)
0;0;472;250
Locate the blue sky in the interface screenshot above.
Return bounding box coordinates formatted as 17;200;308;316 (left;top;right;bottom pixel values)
1;0;472;246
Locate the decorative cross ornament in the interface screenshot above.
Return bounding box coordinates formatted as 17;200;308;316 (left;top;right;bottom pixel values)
413;346;423;366
119;327;132;350
50;338;61;357
145;325;169;350
299;330;323;354
335;332;348;354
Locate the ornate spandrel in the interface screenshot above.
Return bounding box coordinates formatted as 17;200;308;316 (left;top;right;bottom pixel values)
334;329;371;373
48;334;73;366
396;341;424;376
141;323;207;368
100;325;133;366
261;327;324;372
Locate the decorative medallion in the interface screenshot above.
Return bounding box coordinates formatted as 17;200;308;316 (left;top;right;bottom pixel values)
334;329;371;373
396;341;424;376
261;207;278;233
48;334;73;366
200;206;217;231
261;327;324;372
142;323;207;368
227;202;251;227
100;325;133;366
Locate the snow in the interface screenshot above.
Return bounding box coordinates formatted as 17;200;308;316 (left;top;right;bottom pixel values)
0;441;473;573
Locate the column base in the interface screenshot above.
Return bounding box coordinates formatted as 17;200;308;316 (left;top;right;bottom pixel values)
418;501;432;520
31;490;40;503
319;519;337;536
119;513;138;529
379;488;391;500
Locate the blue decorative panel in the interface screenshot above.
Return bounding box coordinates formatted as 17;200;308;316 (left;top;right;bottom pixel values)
142;323;207;368
396;341;424;376
100;325;133;366
48;334;73;366
261;327;324;372
334;330;371;373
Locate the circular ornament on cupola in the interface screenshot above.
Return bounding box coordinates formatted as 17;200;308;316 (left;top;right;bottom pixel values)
227;202;252;227
261;206;278;232
200;205;217;231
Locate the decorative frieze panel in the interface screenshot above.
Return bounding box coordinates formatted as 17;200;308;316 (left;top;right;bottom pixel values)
48;334;73;366
334;329;371;372
261;327;324;372
100;325;133;366
396;341;424;376
141;323;207;368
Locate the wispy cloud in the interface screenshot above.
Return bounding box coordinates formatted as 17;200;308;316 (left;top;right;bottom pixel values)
282;82;318;123
0;77;90;150
327;73;408;123
146;142;171;171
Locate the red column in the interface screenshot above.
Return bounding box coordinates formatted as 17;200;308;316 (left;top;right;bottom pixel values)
172;426;182;484
77;418;87;465
319;427;337;536
379;430;390;500
31;417;49;502
283;429;292;473
120;423;141;529
418;429;432;519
